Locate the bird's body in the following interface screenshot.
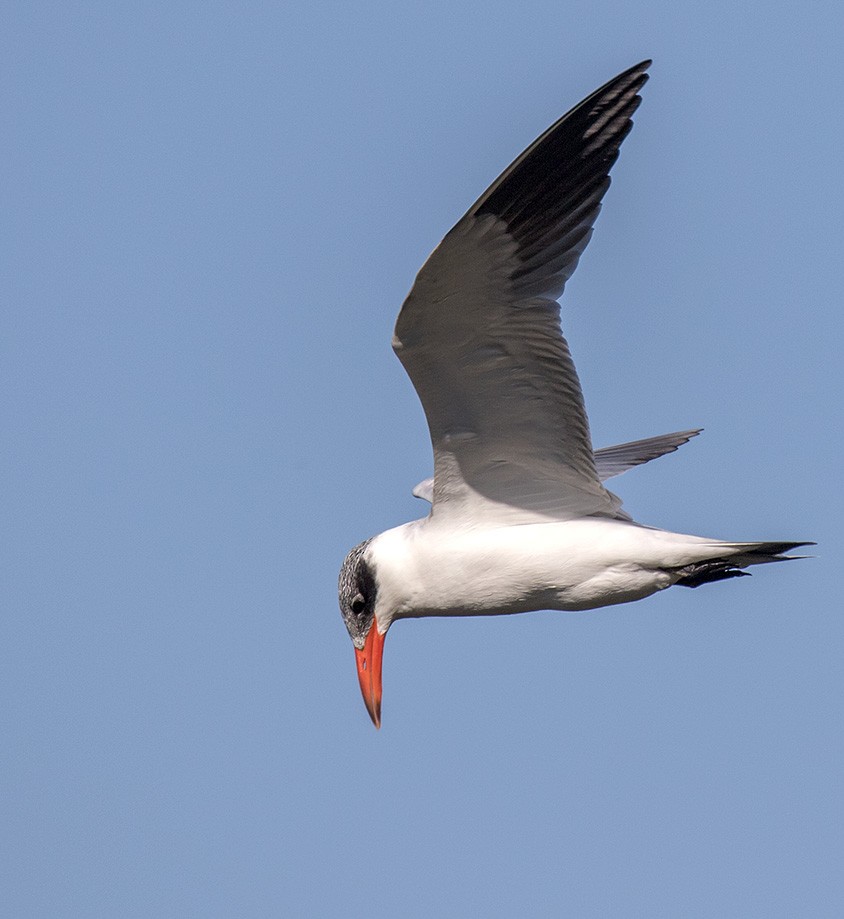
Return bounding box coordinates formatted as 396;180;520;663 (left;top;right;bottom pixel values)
367;517;676;620
363;518;797;622
337;60;811;726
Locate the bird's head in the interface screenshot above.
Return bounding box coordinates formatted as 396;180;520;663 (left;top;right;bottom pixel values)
338;538;385;728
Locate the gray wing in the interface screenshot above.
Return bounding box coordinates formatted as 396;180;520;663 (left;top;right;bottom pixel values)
393;61;651;522
593;429;701;480
411;428;700;503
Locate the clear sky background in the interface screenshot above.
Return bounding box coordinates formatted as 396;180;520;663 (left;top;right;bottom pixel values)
3;2;841;916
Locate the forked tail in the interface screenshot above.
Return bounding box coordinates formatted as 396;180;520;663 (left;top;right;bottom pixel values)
675;541;814;589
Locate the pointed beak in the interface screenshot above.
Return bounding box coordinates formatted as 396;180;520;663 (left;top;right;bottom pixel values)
355;623;385;728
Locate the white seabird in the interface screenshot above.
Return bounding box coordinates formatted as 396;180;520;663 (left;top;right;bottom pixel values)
337;60;811;727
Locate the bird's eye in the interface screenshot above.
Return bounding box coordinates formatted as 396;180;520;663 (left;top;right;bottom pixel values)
351;594;366;615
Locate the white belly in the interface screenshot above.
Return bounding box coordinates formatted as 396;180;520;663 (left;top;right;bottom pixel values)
370;516;693;620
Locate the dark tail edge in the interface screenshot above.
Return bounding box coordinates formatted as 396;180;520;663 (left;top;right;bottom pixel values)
743;540;816;558
675;541;815;589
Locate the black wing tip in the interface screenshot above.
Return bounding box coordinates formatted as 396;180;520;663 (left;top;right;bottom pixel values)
465;58;655;295
605;59;652;89
602;60;652;108
473;59;654;214
599;63;651;111
624;59;652;76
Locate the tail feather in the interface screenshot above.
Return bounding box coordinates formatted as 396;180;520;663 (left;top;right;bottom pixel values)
675;540;814;589
729;540;815;565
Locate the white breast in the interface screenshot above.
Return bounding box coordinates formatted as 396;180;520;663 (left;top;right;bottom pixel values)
368;516;703;625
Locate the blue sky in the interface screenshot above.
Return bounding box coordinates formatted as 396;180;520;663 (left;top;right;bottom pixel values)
2;2;841;916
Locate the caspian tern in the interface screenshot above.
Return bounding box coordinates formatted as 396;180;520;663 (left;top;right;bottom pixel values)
338;60;811;728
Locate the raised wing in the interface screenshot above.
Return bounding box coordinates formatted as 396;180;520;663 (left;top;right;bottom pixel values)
411;429;701;503
393;61;651;522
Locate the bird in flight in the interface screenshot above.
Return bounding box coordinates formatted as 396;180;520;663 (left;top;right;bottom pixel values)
338;60;811;728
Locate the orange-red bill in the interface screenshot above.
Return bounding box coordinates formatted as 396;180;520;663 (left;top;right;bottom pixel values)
355;623;385;728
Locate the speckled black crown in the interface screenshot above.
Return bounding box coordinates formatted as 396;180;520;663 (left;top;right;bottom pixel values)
338;538;377;648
